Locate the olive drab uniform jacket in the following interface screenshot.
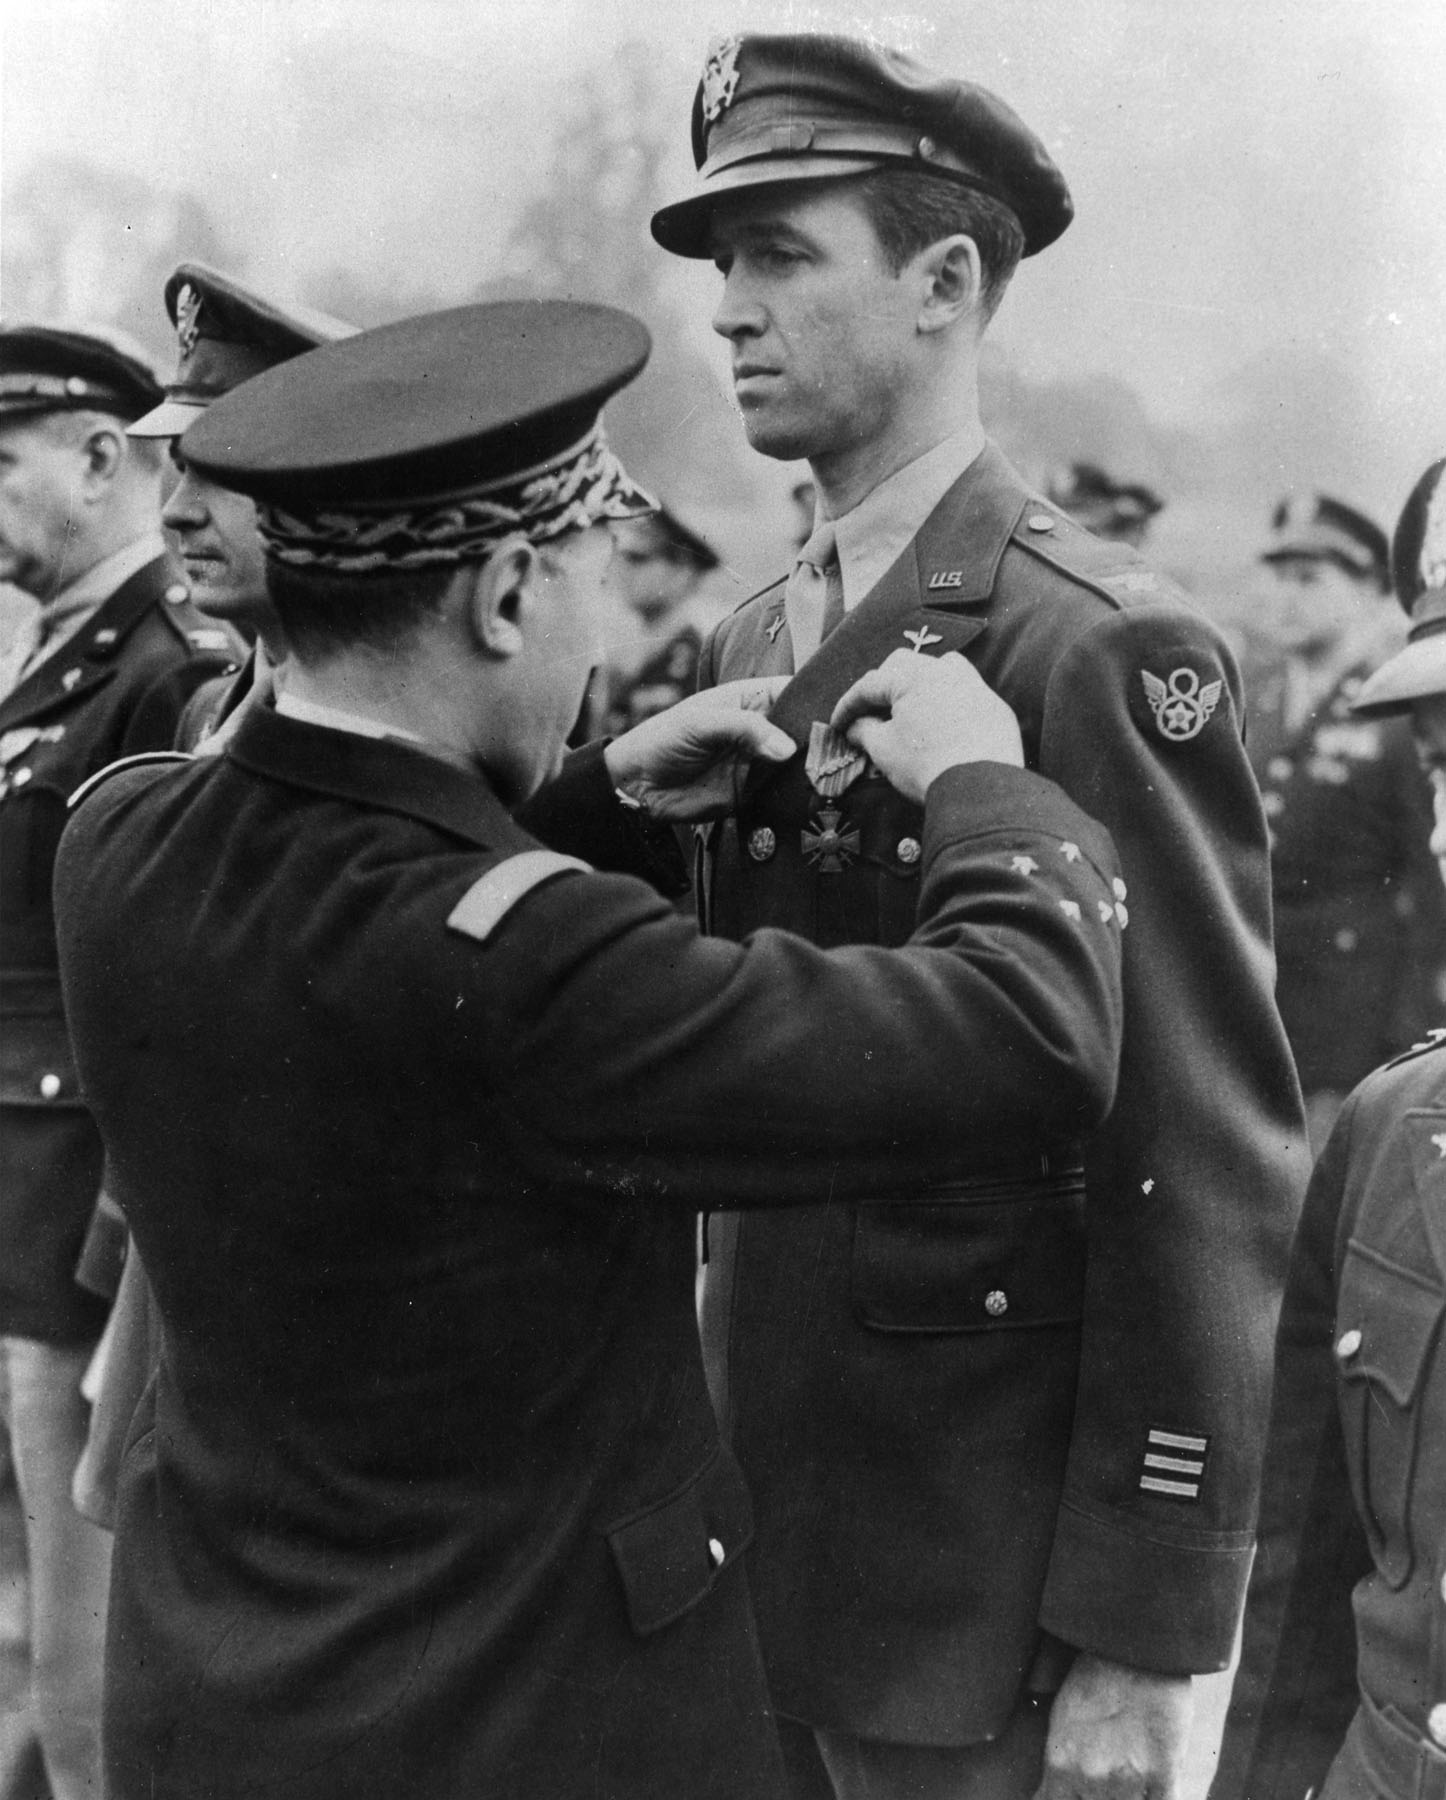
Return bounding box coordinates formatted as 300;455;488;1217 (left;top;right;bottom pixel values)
695;442;1308;1744
1247;658;1446;1096
54;705;1126;1800
0;553;236;1344
1212;1037;1446;1800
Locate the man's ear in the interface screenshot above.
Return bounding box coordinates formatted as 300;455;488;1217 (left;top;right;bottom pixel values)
464;538;538;659
916;234;982;336
78;421;128;498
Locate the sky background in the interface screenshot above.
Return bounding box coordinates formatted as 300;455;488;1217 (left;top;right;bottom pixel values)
5;0;1446;597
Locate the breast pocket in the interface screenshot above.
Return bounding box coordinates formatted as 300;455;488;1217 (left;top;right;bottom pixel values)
1335;1240;1444;1588
851;1171;1086;1334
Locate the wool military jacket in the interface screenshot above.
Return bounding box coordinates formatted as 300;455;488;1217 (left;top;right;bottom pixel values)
1247;658;1446;1095
54;703;1125;1800
1212;1038;1446;1800
694;442;1308;1744
0;553;236;1341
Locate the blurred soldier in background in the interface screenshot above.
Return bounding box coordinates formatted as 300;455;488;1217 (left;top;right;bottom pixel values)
601;503;719;736
652;32;1305;1800
67;266;358;1534
0;325;233;1800
1249;492;1446;1146
1046;461;1163;548
1212;456;1446;1800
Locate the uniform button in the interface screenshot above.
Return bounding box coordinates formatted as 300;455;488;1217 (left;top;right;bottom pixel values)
1430;1704;1446;1748
1027;513;1055;533
39;1073;62;1100
94;628;118;647
916;134;937;159
1334;927;1358;952
65;375;88;397
707;1537;725;1568
1263;792;1285;818
896;837;922;865
984;1289;1009;1317
11;767;31;787
165;582;189;603
61;668;82;691
747;826;776;862
1267;757;1293;782
1336;1328;1362;1359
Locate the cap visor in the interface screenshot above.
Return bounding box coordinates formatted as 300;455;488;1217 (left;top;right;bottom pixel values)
128;398;207;438
1350;638;1446;716
651;155;892;257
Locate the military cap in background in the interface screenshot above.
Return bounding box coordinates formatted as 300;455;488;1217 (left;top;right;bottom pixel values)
130;263;356;438
1046;461;1163;543
1351;458;1446;717
0;322;163;422
179;300;655;574
622;503;720;571
650;32;1072;259
1261;492;1390;591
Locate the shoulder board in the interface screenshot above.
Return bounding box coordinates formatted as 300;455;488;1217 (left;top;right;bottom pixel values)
1010;506;1187;613
1382;1028;1446;1071
68;751;194;811
447;850;592;943
155;586;241;661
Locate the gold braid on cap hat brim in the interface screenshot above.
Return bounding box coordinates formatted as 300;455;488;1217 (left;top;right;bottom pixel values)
256;425;656;573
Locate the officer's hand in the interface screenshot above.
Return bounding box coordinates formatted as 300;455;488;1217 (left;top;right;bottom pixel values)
831;649;1023;804
604;679;794;821
1034;1655;1194;1800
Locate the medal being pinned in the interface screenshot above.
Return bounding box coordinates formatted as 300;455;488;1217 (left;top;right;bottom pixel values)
805;720;868;799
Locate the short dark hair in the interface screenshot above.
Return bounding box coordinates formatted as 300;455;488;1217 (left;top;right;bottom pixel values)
850;167;1025;319
267;560;456;662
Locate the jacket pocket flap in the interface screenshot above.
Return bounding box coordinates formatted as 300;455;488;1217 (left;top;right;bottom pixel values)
606;1448;754;1636
1338;1242;1443;1407
853;1182;1086;1334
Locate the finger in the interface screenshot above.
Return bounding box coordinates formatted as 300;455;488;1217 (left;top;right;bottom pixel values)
843;715;889;762
830;667;898;734
722;714;796;761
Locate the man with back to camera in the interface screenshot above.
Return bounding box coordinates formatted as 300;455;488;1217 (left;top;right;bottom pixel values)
649;33;1308;1800
0;323;235;1800
1248;493;1446;1148
1211;458;1446;1800
53;298;1131;1800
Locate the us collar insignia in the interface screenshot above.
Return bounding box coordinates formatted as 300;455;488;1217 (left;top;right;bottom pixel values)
175;284;203;359
805;720;867;798
701;35;743;123
1141;667;1223;741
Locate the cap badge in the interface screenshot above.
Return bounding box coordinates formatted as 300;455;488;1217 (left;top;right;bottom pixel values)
175;284;202;358
1422;472;1446;591
1141;667;1223;741
701;35;743;123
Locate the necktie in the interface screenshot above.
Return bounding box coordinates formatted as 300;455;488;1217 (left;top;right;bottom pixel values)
785;520;845;666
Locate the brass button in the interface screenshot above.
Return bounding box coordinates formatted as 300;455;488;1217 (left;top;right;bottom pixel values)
984;1289;1009;1317
65;375;88;396
896;837;922;865
747;826;776;862
916;134;937;159
708;1537;725;1568
11;768;31;787
61;668;82;691
1027;513;1055;533
39;1073;62;1100
1334;928;1358;953
1267;757;1292;782
165;583;189;604
1336;1328;1362;1359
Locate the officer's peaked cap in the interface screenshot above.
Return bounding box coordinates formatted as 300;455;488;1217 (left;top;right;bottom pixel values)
0;322;164;424
1352;459;1446;718
1261;492;1390;592
651;33;1072;260
129;263;357;439
180;301;655;576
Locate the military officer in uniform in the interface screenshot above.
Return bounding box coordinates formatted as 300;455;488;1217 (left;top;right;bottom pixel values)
1249;493;1446;1146
67;268;359;1532
1212;457;1446;1800
1045;463;1164;549
53;300;1131;1800
0;325;235;1800
602;502;720;737
650;35;1307;1800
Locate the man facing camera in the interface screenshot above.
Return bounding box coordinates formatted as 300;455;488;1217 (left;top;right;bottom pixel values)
54;300;1130;1800
651;33;1306;1800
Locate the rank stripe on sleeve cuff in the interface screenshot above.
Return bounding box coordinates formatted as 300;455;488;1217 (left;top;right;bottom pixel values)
1139;1428;1208;1501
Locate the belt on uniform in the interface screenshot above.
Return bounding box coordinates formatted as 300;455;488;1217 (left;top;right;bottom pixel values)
1351;1691;1446;1800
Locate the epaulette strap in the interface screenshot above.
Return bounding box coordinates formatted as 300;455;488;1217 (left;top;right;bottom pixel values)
69;751;194;811
1382;1028;1446;1070
447;850;591;943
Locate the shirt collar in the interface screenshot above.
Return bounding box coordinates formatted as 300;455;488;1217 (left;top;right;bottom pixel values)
829;426;987;610
275;688;425;745
37;530;167;659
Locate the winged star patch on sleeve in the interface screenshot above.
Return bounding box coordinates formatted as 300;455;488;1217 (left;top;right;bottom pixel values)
1141;667;1223;742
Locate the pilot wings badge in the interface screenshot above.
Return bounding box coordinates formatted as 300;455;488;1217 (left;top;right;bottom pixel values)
701;36;743;122
1141;667;1223;742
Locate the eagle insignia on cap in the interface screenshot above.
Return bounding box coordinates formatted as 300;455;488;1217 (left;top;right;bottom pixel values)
1142;667;1223;742
1423;473;1446;592
175;284;203;359
701;35;743;123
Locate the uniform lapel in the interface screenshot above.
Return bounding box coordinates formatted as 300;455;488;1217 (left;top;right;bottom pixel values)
1407;1105;1446;1280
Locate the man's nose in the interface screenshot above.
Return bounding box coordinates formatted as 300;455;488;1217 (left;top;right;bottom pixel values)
162;471;207;531
711;271;765;342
